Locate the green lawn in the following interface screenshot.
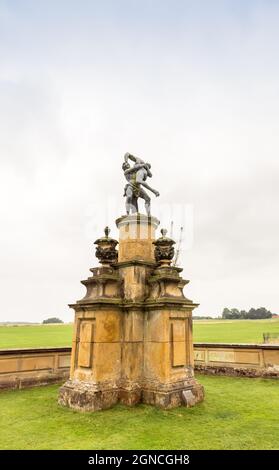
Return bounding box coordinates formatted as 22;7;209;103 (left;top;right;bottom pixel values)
1;319;279;349
0;375;278;449
193;318;279;343
0;324;73;349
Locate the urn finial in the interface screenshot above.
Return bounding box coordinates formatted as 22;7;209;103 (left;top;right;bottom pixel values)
94;227;118;265
153;228;176;266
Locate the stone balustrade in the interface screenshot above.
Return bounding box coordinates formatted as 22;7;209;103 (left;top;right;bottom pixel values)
0;343;278;391
0;347;71;390
194;342;279;378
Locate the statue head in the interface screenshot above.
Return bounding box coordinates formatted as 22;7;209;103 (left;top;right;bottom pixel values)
122;162;130;171
144;163;152;177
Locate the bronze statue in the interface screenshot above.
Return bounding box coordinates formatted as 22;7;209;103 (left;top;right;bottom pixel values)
122;152;159;216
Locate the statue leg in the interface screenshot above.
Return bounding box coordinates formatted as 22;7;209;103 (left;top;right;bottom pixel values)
131;195;138;213
145;197;151;216
138;188;151;216
125;187;133;215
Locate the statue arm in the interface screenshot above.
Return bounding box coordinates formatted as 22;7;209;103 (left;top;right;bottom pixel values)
141;181;160;196
135;168;159;196
124;152;145;164
124;163;146;175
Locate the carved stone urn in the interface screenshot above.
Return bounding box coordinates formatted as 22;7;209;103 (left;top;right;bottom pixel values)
153;228;175;266
94;226;118;265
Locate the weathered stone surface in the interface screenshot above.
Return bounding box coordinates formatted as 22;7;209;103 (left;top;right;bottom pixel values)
0;347;71;391
59;379;119;412
118;264;151;301
59;214;204;411
142;382;204;409
116;214;159;262
79;266;121;303
94;226;118;265
195;364;279;378
153;228;176;266
118;388;142;406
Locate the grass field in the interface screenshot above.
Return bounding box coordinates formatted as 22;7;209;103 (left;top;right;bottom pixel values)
1;319;279;349
193;318;279;343
0;324;73;349
0;374;278;449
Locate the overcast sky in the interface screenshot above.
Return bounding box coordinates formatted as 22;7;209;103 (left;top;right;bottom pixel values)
1;0;279;322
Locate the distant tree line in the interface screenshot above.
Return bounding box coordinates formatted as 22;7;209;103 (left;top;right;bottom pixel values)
222;307;272;320
42;317;64;324
193;316;214;320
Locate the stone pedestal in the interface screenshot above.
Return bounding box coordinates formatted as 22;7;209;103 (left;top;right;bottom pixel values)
59;214;204;411
116;214;159;263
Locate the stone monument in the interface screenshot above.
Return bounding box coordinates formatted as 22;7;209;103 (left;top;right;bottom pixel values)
59;153;204;410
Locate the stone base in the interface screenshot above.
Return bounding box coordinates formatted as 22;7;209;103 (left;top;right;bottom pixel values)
58;380;119;412
142;382;204;409
59;379;204;411
118;388;142;406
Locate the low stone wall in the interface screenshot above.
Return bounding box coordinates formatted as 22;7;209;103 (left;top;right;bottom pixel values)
0;343;278;391
194;343;279;378
0;347;71;390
